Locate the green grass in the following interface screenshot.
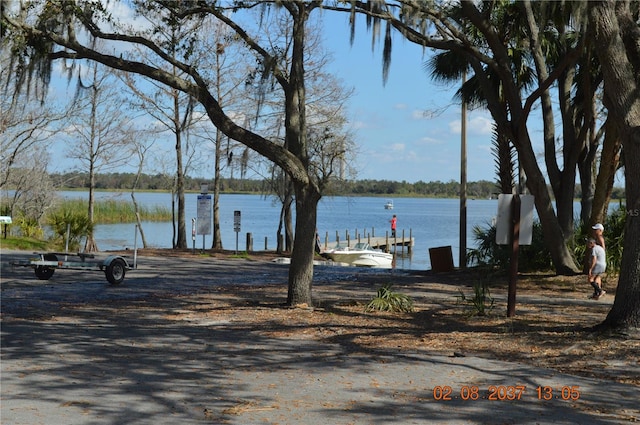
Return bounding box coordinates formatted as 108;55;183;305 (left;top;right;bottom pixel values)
0;236;50;251
54;199;172;224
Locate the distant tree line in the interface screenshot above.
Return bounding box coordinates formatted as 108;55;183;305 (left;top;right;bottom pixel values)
50;172;625;200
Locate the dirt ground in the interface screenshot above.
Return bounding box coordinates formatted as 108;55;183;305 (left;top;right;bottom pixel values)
131;248;639;388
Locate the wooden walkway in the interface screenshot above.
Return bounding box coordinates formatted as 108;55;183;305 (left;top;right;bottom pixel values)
320;229;414;254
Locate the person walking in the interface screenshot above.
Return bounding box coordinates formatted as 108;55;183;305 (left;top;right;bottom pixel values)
390;214;397;238
583;222;606;274
592;223;606;249
587;238;607;299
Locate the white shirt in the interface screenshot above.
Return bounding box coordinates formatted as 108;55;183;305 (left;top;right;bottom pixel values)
591;244;606;275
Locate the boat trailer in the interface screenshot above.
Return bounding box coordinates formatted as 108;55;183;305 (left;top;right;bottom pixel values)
11;226;139;285
12;251;136;284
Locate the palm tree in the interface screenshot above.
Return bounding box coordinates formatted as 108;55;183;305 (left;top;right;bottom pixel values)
331;0;588;274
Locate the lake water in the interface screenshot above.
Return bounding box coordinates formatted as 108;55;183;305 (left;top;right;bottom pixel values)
60;191;500;271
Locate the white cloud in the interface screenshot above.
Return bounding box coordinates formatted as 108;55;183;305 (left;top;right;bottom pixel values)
449;114;494;135
104;1;151;33
417;136;444;145
469;116;493;135
390;143;405;152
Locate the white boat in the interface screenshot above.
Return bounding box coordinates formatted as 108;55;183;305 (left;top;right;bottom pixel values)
384;200;394;209
323;242;394;268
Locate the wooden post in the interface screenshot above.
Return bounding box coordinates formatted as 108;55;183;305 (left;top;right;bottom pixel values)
246;232;253;253
507;195;521;317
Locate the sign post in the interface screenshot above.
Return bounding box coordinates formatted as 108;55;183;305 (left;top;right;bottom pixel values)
197;185;212;251
234;210;241;254
496;194;534;317
191;218;196;253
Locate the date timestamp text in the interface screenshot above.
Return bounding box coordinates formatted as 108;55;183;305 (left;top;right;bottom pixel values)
432;385;581;401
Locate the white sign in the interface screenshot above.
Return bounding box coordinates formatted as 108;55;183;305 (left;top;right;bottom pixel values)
495;194;534;245
234;210;241;232
197;195;212;235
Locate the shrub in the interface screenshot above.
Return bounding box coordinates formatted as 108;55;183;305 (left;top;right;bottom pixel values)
470;205;625;274
365;283;414;313
47;210;93;251
467;220;552;272
16;215;44;239
456;281;494;316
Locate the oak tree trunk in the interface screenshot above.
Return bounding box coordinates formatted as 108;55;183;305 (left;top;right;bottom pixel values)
590;0;640;330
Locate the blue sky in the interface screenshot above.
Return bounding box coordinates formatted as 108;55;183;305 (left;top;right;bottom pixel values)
320;12;497;183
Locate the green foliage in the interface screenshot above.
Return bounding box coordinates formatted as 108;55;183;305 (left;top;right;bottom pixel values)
522;221;554;270
0;236;49;251
491;124;516;194
49;172;626;199
467;220;552;271
467;223;508;269
471;204;626;274
47;209;93;251
365;283;414;313
49;172;507;198
15;215;44;239
456;281;494;317
54;198;171;223
603;203;626;272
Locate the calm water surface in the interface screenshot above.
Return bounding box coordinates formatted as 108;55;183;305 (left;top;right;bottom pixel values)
61;191;500;271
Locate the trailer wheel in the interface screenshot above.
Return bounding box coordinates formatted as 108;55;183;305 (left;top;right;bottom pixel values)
105;258;126;284
35;254;57;280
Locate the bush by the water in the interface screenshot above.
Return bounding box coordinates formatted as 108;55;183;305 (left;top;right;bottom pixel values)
467;220;552;271
468;206;625;274
47;209;93;251
2;198;172;250
57;198;171;224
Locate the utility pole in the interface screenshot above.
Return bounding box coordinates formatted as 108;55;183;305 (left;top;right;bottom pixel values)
459;72;467;270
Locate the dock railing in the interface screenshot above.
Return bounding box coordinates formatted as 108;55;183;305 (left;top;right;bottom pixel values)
322;228;414;255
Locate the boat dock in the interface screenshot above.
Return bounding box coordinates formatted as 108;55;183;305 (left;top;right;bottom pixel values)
320;228;414;254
